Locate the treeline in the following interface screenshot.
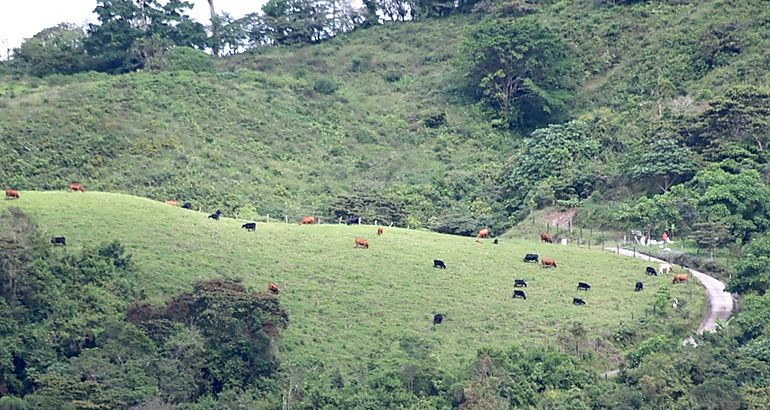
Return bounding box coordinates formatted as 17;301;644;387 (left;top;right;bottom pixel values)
6;0;511;76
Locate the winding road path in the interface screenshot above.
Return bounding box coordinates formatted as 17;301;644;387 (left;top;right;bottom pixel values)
608;247;733;334
600;247;734;377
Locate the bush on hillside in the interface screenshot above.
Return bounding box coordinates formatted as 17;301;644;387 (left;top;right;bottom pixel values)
313;78;338;94
166;47;216;73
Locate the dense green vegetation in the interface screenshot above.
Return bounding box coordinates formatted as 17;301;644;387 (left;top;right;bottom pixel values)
3;0;770;407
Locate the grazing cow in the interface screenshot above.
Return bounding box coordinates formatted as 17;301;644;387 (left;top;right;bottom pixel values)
433;314;444;325
635;281;643;292
165;200;177;206
541;258;557;268
514;279;527;288
659;262;672;274
646;266;657;276
242;222;256;232
182;202;192;209
577;282;591;291
50;237;66;246
355;238;369;249
512;290;527;300
267;283;279;295
672;274;688;284
539;232;553;243
523;253;539;263
377;227;384;236
208;210;222;220
573;298;586;305
475;228;490;242
433;260;446;269
299;216;316;225
5;189;19;199
493;239;499;245
345;216;360;225
68;183;85;192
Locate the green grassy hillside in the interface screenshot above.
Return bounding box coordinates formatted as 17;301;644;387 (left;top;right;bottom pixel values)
1;192;705;375
2;1;767;232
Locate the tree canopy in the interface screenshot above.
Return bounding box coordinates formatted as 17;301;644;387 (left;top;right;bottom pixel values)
458;18;574;130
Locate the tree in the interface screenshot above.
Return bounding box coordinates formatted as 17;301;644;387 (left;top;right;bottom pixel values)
690;221;733;257
694;86;770;152
85;0;206;73
727;234;770;295
690;166;770;243
12;24;88;76
458;18;573;129
632;138;697;192
502;121;605;213
262;0;332;45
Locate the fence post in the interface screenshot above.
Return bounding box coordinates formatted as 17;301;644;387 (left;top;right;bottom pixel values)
267;214;270;224
285;215;288;224
556;222;559;233
569;219;572;234
339;217;343;224
601;231;605;250
318;217;322;224
358;217;361;225
616;244;620;254
546;223;550;233
375;220;378;226
633;247;636;258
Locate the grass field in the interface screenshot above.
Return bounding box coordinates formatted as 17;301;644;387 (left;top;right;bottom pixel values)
1;191;706;373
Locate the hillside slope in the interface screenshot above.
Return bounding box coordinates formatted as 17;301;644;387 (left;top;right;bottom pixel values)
1;192;705;376
1;1;768;231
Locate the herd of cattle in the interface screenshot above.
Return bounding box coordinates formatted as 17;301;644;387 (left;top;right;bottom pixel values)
430;230;690;320
5;186;690;323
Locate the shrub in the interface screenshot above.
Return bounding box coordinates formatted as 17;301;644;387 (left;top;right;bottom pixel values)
166;47;216;73
313;78;338;95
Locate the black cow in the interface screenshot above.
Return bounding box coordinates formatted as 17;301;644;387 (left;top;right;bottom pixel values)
182;202;192;209
523;254;539;263
646;266;657;276
345;216;360;225
493;239;499;245
50;237;66;246
573;297;586;305
242;222;256;232
514;279;527;288
577;282;591;291
635;281;644;292
433;260;446;269
433;314;443;325
513;290;527;300
208;210;222;220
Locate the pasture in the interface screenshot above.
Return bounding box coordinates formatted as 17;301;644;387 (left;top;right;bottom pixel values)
1;191;706;373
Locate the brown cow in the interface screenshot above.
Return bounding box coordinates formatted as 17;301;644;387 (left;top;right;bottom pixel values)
355;238;369;249
672;274;689;284
299;216;316;225
5;189;19;199
377;227;384;236
541;258;557;268
165;200;178;206
68;183;85;192
475;228;490;242
539;232;553;243
267;283;280;295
